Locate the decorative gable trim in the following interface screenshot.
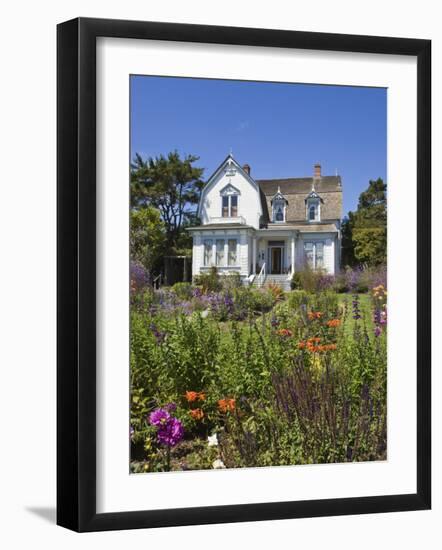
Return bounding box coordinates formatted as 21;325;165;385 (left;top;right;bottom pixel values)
220;183;241;196
305;189;324;202
197;153;262;218
271;186;288;205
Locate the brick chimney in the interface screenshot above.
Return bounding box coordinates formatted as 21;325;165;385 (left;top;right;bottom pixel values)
314;163;321;178
243;163;251;176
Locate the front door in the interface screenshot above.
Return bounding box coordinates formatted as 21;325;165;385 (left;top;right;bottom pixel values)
270;247;282;274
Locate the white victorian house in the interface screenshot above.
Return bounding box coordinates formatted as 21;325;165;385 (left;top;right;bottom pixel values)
187;154;342;288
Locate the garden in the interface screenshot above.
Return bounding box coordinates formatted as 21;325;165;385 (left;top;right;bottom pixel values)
130;264;387;473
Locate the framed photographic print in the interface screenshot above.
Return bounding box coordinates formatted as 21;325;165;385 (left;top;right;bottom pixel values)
57;17;431;532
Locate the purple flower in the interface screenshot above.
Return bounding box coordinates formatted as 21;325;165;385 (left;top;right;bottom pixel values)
317;274;335;291
271;315;280;328
157;417;184;447
148;406;184;448
130;261;150;290
148;407;170;427
374;326;382;337
352;295;361;320
149;323;166;344
192;287;203;298
373;308;381;326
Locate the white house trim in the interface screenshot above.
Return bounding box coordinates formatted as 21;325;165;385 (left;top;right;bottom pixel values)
189;155;342;282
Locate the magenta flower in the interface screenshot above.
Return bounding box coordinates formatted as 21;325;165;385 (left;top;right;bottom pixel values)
148;406;184;449
157;417;184;447
148;407;170;427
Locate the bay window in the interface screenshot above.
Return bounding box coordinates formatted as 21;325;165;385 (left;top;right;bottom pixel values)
204;237;238;267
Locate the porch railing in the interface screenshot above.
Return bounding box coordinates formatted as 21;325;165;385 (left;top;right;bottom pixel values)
257;262;266;287
152;273;162;289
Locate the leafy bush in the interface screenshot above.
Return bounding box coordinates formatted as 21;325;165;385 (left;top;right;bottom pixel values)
171;282;193;300
290;266;330;293
130;283;387;471
287;290;310;311
221;271;242;291
193;266;223;292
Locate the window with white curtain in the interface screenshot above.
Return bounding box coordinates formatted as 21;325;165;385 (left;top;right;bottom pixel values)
221;194;238;217
216;239;225;265
203;239;213;266
228;239;237;266
304;241;324;270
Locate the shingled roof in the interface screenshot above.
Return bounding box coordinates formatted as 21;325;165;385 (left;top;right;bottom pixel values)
257;175;342;225
257;175;342;196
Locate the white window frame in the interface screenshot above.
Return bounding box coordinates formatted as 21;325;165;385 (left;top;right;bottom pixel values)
306;199;321;222
227;238;238;266
220;186;240;218
272;199;286;223
203;239;213;266
304;241;325;270
215;238;225;266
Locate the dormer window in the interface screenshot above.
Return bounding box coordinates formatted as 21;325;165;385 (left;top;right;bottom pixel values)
275;205;284;222
305;188;322;222
220;184;240;218
271;187;288;223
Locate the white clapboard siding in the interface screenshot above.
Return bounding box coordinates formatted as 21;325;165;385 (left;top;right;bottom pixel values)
200;168;261;229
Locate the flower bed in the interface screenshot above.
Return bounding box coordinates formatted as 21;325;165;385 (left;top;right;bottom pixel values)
130;281;387;472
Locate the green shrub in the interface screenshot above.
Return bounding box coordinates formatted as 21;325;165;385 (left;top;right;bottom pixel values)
171;281;193;300
249;288;275;313
193;266;223;292
287;290;310;311
290;266;335;293
221;271;242;291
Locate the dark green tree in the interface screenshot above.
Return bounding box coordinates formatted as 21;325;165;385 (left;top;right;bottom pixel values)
130;151;204;252
341;213;356;266
343;178;387;266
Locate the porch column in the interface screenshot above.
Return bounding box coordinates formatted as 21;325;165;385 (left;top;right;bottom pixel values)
252;236;257;274
291;235;296;275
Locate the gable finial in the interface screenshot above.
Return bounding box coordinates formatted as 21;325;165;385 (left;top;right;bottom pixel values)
229;147;233;157
277;185;281;194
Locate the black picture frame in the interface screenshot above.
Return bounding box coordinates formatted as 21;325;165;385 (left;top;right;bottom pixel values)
57;17;431;532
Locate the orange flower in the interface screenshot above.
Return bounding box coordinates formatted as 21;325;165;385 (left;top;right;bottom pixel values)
189;408;204;420
218;398;236;413
298;341;306;349
303;339;337;353
326;319;341;328
197;392;206;401
185;391;199;402
276;328;293;337
308;311;323;320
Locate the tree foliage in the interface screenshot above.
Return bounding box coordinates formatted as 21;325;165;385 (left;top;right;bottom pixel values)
343;178;387;266
130;206;166;273
130;151;204;252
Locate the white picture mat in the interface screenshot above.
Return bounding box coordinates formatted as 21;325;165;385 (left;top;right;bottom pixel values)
96;37;417;514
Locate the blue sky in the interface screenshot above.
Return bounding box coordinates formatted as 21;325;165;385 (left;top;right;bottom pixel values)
130;76;386;215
